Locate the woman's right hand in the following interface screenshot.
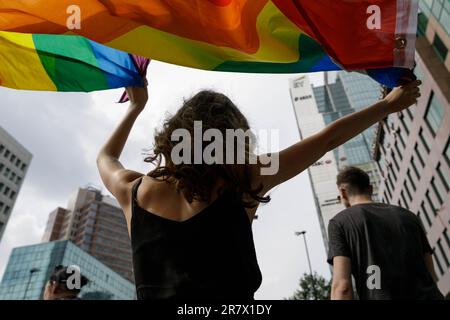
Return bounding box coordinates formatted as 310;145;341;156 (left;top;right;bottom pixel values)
382;80;422;114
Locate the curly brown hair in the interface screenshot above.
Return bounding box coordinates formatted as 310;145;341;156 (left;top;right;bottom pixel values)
145;90;270;208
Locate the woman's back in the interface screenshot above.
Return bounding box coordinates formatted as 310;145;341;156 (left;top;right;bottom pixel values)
130;177;262;300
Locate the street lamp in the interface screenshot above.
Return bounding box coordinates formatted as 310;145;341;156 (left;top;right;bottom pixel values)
295;230;318;300
23;268;40;300
294;231;313;277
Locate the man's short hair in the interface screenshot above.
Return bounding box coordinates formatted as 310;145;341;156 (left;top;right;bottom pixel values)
336;166;372;197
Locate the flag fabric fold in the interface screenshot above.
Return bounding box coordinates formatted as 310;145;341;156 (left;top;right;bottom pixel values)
118;55;151;103
0;0;419;92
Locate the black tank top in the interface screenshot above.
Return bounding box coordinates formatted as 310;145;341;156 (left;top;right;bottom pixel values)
130;177;262;300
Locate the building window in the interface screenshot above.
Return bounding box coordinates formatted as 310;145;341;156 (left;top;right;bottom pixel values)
3;186;10;196
425;93;445;136
9;191;16;200
437;239;450;268
387;170;395;190
445;138;450;167
411;157;421;181
418;212;427;231
433;252;444;276
0;163;3;173
386;117;395;132
439;5;450;37
0;144;4;154
417;10;428;35
431;0;443;18
406;105;415;120
425;191;437;216
4;168;10;178
398;128;408;149
419;128;431;153
432;34;448;62
397;132;406;150
399;113;410;135
385;178;393;199
421;201;433;228
437;164;450;192
20;164;27;172
404;181;413;202
407;169;417;192
400;191;409;209
394;141;403;160
3;206;10;215
0;202;4;213
431;178;444;207
414;143;426;168
444;229;450;249
4;149;10;158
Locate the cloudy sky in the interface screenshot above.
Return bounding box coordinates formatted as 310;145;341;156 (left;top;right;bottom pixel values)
0;61;332;299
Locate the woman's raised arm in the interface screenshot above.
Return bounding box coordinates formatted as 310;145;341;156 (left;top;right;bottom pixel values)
258;80;421;194
96;86;148;206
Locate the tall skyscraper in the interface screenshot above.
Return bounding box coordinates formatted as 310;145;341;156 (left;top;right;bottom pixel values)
42;186;134;282
289;71;382;251
0;126;32;242
0;240;135;300
372;1;450;297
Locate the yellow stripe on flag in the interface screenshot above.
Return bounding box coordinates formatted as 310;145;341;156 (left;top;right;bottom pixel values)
0;31;56;91
106;2;301;71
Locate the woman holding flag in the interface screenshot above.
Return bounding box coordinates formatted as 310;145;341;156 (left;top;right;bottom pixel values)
96;79;421;300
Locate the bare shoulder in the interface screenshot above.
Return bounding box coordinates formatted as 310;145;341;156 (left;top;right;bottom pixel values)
134;175;173;208
112;170;144;206
119;175;163;225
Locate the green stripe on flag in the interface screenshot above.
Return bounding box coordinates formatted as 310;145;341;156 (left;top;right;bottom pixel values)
214;34;332;73
33;34;108;92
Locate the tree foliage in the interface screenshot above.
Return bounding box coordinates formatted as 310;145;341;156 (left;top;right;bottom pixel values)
288;272;331;300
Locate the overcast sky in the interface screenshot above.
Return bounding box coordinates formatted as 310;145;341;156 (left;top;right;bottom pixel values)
0;61;331;299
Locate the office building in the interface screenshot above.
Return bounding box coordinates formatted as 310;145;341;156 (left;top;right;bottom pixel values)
290;71;382;251
0;126;32;241
42;187;134;282
372;0;450;297
0;240;135;300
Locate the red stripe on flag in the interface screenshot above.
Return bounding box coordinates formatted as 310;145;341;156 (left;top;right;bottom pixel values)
272;0;406;70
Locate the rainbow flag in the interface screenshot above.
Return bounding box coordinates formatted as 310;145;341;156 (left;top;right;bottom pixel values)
0;0;419;92
0;32;144;92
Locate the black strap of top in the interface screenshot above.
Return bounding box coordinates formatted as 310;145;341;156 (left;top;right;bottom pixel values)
132;176;144;203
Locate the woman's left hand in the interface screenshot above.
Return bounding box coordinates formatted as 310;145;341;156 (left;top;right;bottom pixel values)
126;81;148;111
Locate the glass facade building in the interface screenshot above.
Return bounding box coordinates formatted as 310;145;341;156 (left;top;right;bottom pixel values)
418;0;450;38
0;240;135;300
289;71;382;251
312;72;382;196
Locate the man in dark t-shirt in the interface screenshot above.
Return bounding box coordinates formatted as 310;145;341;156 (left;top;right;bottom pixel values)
328;166;444;300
